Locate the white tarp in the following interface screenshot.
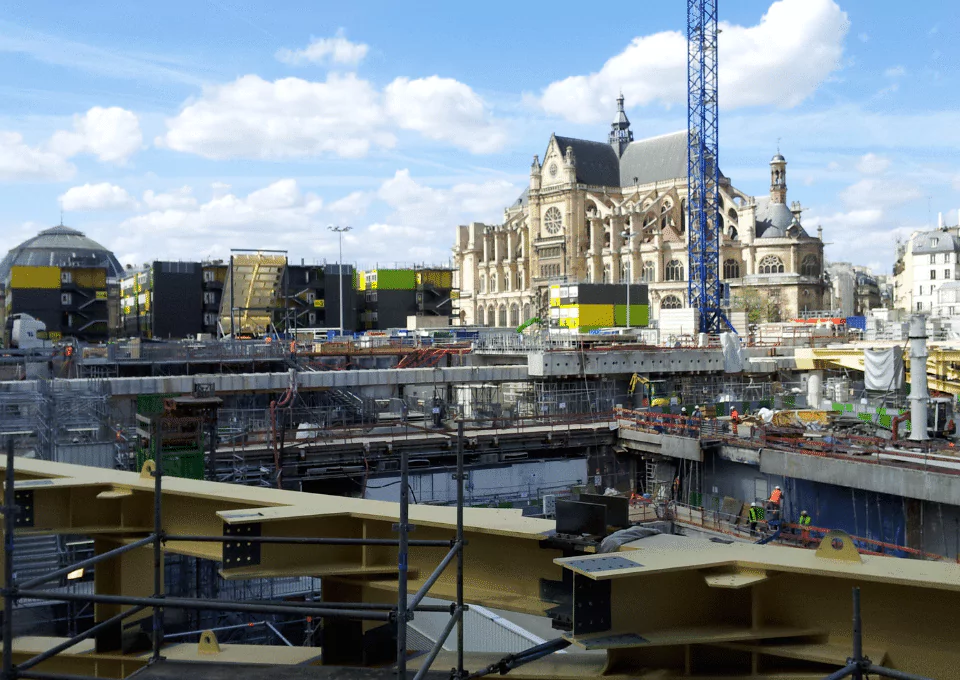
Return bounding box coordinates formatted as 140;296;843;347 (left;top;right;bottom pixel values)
864;348;905;391
721;332;743;373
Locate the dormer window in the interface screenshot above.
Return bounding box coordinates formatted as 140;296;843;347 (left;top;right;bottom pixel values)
931;238;939;247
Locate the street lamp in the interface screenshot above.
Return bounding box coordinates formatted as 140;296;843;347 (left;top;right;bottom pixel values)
621;231;638;330
328;225;352;336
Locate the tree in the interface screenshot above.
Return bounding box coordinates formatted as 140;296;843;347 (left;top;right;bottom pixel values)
732;288;782;323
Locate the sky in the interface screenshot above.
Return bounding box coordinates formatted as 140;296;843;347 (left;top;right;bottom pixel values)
0;0;957;274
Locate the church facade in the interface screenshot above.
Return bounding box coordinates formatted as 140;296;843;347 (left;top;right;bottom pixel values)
452;96;827;329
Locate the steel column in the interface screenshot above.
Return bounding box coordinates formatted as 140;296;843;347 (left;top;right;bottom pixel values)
3;439;15;680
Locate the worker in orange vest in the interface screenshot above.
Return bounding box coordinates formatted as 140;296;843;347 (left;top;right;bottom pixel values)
768;486;782;506
730;406;739;436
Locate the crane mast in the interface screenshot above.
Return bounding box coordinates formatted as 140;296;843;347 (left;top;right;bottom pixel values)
687;0;732;334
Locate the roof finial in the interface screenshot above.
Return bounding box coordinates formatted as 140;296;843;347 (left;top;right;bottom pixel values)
777;137;781;154
59;209;64;226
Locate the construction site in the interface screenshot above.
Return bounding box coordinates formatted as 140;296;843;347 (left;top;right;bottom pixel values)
2;2;959;679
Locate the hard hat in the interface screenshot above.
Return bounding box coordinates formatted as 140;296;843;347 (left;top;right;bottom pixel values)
801;510;808;515
751;502;758;507
681;407;687;413
775;486;781;490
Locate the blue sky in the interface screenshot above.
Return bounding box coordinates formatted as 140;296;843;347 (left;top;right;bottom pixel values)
0;0;957;273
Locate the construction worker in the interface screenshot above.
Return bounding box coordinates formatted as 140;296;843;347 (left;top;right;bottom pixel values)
730;406;740;436
768;485;782;506
748;502;764;536
680;406;688;436
798;510;812;544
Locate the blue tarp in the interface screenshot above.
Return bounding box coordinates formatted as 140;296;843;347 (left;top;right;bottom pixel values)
846;316;867;330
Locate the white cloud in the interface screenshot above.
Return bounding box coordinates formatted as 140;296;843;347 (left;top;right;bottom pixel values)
884;66;906;78
58;182;136;211
327;190;371;216
385;76;507;153
143;186;197;210
0;131;75;181
377;169;516;228
47;107;142;163
158;74;395;160
856;153;891;175
276;30;368;67
538;0;849;123
840;179;922;210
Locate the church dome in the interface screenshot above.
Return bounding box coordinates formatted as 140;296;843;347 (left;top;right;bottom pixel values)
771;153;786;163
0;224;124;282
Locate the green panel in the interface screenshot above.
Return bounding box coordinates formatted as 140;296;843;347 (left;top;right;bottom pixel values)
136;450;205;480
613;304;649;327
879;415;892;428
858;413;872;423
844;404;854;412
831;402;843;412
136;394;175;416
376;269;417;290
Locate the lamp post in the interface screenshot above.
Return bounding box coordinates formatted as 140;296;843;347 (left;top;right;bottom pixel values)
328;226;352;336
621;231;637;329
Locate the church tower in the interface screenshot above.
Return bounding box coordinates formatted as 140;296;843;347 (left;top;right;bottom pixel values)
770;151;787;204
608;93;633;157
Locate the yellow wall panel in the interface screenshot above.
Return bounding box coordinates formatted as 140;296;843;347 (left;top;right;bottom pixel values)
9;266;60;289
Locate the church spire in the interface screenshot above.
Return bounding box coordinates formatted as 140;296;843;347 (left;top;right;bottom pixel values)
609;92;633;157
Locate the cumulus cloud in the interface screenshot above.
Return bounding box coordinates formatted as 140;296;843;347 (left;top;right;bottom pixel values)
47;106;142;163
840;179;922;210
0;131;75;181
143;186;197;210
856;153;891;175
385;76;507;153
538;0;849;123
275;30;369;67
377;169;517;228
58;182;137;211
158;74;395;159
327;190;371;216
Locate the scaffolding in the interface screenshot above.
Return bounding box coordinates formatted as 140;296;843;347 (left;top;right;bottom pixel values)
0;419;469;680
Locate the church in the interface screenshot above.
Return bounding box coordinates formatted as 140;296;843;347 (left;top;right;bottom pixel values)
452;96;827;328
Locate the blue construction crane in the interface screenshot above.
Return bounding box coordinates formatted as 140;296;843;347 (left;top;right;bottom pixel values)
687;0;734;334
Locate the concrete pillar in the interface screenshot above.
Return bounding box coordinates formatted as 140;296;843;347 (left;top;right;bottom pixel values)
807;371;823;410
908;315;929;441
493;231;502;263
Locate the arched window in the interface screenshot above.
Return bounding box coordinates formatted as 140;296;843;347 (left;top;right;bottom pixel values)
603;230;611;248
518;270;525;290
758;255;785;274
723;259;741;279
509;304;519;327
602;264;611;283
621;261;631;283
477;306;485;326
522;303;531;322
801;255;820;277
503;272;510;292
498;305;507;327
478;274;485;293
544;206;562;234
727;207;738;223
491;273;497;292
642;261;655;282
680;199;687;233
487;305;495;327
661;295;683;310
665;259;685;282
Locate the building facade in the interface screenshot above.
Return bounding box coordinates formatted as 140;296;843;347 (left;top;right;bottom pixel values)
453;96;827;328
893;214;960;314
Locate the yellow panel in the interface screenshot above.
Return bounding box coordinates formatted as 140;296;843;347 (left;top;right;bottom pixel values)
68;268;107;289
9;266;60;289
313;299;325;308
577;304;614;327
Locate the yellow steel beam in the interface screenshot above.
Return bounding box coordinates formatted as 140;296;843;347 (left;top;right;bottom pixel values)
6;458;960;677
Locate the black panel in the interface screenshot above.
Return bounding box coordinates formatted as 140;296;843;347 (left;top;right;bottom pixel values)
223;522;261;568
578;493;630;529
573;572;611;635
322;618;364;665
556;500;606;536
152;262;203;339
323;265;357;332
574;283;648;306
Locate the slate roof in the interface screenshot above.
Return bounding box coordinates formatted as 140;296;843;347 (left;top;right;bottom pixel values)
0;225;124;281
754;197;808;239
552;135;621;187
912;231;960;254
